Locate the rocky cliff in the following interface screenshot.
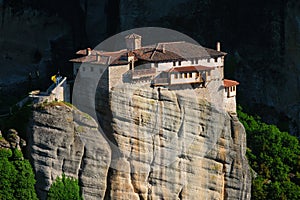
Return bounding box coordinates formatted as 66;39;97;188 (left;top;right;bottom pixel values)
27;102;111;199
28;84;251;199
97;85;251;200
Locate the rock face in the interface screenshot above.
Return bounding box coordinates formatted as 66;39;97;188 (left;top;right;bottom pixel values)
96;84;251;199
0;129;26;150
27;103;111;200
29;84;251;199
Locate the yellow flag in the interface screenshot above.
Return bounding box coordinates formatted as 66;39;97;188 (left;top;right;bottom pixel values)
51;75;56;83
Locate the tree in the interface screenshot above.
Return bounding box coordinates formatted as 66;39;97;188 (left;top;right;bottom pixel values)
0;149;37;200
237;106;300;199
0;149;17;200
47;174;82;200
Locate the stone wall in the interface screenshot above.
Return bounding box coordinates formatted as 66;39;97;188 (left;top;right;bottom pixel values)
224;96;237;114
30;77;69;103
108;64;130;89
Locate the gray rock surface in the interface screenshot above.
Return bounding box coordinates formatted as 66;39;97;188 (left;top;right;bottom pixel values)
96;85;251;199
29;84;251;199
28;103;111;200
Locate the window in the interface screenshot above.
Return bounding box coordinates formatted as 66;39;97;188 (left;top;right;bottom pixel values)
191;59;194;64
179;73;182;78
174;74;178;79
207;58;210;63
214;57;218;62
178;61;181;66
195;59;198;64
173;61;176;66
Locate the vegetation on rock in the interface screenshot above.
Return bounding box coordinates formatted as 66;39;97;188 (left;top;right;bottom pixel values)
0;148;37;200
47;174;82;200
238;106;300;199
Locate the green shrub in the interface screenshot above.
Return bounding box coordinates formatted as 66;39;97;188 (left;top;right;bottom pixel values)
47;174;82;200
0;149;37;200
238;106;300;199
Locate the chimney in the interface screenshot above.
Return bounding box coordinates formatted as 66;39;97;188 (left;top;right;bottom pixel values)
86;48;92;56
125;33;142;50
107;56;111;65
96;53;101;62
162;44;166;53
216;42;221;52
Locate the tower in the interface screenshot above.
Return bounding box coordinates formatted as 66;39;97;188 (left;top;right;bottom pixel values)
125;33;142;50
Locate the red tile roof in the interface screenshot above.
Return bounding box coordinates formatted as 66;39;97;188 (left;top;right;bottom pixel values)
224;79;239;87
69;55;99;63
76;48;92;55
71;41;227;65
166;65;215;73
76;49;87;55
70;49;129;65
125;33;142;39
132;48;185;62
144;42;227;59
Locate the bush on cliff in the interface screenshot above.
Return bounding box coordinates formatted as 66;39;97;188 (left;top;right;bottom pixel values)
47;173;82;200
238;106;300;199
0;148;37;200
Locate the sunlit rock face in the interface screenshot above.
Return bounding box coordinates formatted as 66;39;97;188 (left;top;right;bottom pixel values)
96;84;251;200
28;83;251;200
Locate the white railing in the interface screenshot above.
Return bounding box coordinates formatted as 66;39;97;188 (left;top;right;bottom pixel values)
30;77;68;103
